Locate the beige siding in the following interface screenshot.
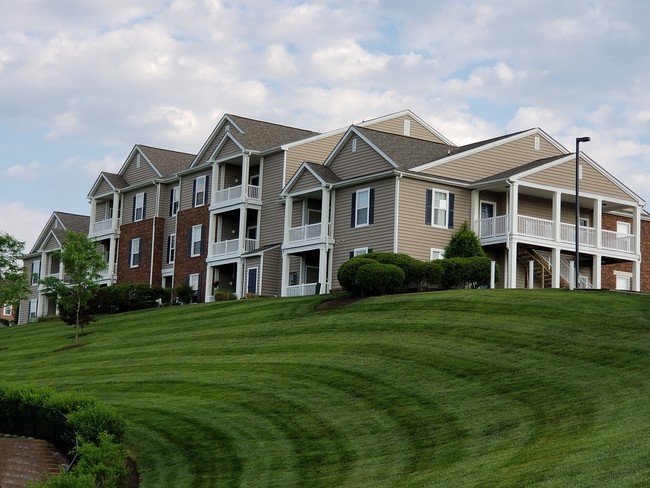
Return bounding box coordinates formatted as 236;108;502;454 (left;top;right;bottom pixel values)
180;170;211;211
396;178;471;261
291;200;304;227
422;134;564;181
328;137;394;181
122;152;159;186
291;170;321;194
259;153;286;247
244;256;261;294
95;179;114;196
42;235;60;252
479;190;507;216
331;177;396;289
260;247;281;296
522;160;633;201
365;114;447;143
285;134;343;184
195;126;230;167
222;163;241;189
518;195;553;220
215;138;242;160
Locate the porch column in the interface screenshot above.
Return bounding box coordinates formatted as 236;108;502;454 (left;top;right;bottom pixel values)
553;191;562;242
633;205;642;291
283;196;293;244
507;240;518;288
242;153;250;201
321;188;331;240
470;190;480;233
208;214;217;258
108;237;117;282
509;182;519;234
112;192;120;230
592;255;602;289
281;252;290;297
594;199;602;249
551;248;561;289
238;208;246;254
235;259;244;299
528;261;534;289
204;266;214;302
89;199;97;234
318;247;328;294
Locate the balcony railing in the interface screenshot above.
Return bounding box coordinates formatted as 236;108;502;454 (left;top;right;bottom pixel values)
210;238;258;258
91;218;118;235
286;283;319;297
288;223;322;242
213;185;261;207
477;214;636;254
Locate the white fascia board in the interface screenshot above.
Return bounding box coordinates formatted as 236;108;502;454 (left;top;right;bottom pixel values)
209;132;247;163
411;128;567;173
87;173;115;198
579;152;646;206
31;215;57;253
37;230;63;253
189;114;244;169
281;126;345;150
358;109;456;146
323;126;399;169
136;146;163;178
282;164;328;197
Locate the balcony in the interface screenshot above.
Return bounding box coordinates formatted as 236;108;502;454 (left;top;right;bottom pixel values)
285;283;319;297
284;222;333;250
477;214;636;255
90;218;119;237
212;185;261;210
210;238;258;259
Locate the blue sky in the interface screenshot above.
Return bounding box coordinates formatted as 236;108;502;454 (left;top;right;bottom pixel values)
2;0;650;251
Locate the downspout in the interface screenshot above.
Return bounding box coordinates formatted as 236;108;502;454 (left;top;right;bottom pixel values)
394;172;402;253
150;181;161;286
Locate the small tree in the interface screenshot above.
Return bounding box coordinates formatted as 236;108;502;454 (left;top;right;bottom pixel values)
444;221;487;258
0;231;29;311
40;231;107;343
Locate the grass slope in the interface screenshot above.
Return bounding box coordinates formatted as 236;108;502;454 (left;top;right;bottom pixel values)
2;289;650;487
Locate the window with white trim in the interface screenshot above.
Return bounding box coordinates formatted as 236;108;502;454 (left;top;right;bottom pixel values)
614;271;632;291
130;238;141;267
616;221;631;235
430;249;445;260
427;189;448;227
167;234;176;264
134;192;145;221
170;186;180;216
194;175;206;207
31;260;41;285
29;299;38;321
353;247;369;256
190;225;202;257
3;304;12;315
189;273;200;302
354;188;370;227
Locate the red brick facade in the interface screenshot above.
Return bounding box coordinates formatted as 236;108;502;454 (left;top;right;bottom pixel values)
174;206;210;302
117;218;165;285
601;214;650;292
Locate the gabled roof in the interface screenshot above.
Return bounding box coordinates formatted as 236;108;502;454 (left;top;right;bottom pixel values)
87;172;128;198
282;161;341;196
56;212;91;233
473;155;567;184
357;109;456;145
137;145;195;178
29;211;90;254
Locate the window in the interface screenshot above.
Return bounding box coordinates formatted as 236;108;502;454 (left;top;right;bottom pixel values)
354;247;369;256
31;260;41;285
170;186;180;216
130;238;141;267
615;271;632;291
247;267;258;295
190;225;202;257
167;234;176;264
133;192;146;221
617;221;631;235
189;273;200;302
425;189;454;228
430;249;445;260
351;188;374;227
29;299;38;321
3;304;12;315
194;175;207;207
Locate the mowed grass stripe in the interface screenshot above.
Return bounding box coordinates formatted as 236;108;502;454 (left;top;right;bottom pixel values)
2;290;650;487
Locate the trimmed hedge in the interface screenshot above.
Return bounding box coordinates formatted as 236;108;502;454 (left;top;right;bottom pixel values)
364;253;425;290
356;263;405;296
91;283;171;313
337;257;377;291
440;256;496;289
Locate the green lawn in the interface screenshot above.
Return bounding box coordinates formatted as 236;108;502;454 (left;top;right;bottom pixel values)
2;289;650;487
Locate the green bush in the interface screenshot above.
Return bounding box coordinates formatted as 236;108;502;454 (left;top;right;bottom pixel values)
215;290;237;301
444;221;487;258
91;283;170;313
440;256;496;289
365;253;426;290
175;284;196;304
66;403;126;444
337;257;377;291
356;263;405;296
422;260;444;289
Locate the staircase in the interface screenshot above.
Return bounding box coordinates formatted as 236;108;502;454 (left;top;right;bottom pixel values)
517;248;571;289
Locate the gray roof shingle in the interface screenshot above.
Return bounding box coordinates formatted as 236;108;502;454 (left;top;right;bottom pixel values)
226;115;319;152
138;145;196;178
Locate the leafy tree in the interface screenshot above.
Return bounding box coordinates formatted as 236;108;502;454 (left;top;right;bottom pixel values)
0;231;29;311
40;231;107;343
444;221;487;258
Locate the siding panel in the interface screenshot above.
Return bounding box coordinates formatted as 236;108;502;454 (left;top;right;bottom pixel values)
328;137;394;181
290;170;321;194
122;152;159;185
365;114;447;143
285;134;343;185
259;152;286;247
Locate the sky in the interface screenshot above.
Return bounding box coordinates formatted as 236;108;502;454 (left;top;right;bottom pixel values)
2;0;650;253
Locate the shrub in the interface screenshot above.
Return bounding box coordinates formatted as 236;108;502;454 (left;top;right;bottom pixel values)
440;256;496;289
356;263;405;296
175;284;195;304
365;252;426;290
422;260;444;289
91;284;170;313
66;403;126;444
444;221;487;258
337;257;377;291
215;290;237;301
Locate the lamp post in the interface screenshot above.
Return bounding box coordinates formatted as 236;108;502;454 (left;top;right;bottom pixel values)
575;136;590;289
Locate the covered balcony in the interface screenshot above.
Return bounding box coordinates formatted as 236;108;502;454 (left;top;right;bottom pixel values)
207;207;259;262
209;155;261;211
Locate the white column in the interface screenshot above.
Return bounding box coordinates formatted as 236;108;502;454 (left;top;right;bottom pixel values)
593;255;602;289
470;190;480;233
89;199;97;234
633;205;642;292
594;199;602;249
108;237;117;282
212;162;219;202
318;246;328;294
208;214;216;258
553;191;562;242
551;248;561;289
204;266;214;302
235;258;244;299
112;192;120;230
242;153;250;200
507;240;518;288
283;196;293;245
528;261;534;289
569;261;575;290
509;183;519;235
238;208;246;254
281;252;290;297
321;188;331;240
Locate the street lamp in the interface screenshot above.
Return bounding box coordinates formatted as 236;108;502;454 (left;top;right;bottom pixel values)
575;136;590;289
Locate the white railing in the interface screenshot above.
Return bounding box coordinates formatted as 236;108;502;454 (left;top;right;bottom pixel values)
213;185;261;206
518;216;554;240
91;218;117;234
211;238;258;257
288;223;322;242
286;283;318;297
559;223;596;247
602;229;634;252
476;215;508;238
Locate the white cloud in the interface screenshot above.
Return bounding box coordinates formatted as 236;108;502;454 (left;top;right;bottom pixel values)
5;162;42;179
0;202;50;253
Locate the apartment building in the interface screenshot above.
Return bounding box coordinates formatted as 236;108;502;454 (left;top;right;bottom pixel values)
19;110;649;323
18;212;90;324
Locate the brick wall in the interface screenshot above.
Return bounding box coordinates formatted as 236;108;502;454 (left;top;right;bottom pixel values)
174;206;210;302
601;214;650;292
117;218;165;285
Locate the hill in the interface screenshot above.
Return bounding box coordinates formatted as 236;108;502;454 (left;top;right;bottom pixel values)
2;289;650;487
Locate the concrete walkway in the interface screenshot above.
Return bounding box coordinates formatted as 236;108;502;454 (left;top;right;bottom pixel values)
0;435;67;488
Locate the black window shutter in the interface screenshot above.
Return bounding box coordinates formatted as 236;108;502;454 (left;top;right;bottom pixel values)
350;193;356;227
368;248;373;253
448;192;455;229
169;189;174;216
188;228;193;256
192;179;197;207
166;236;171;263
349;251;354;259
425;189;432;225
205;175;209;205
143;193;147;219
132;196;136;221
369;188;375;224
128;240;132;265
